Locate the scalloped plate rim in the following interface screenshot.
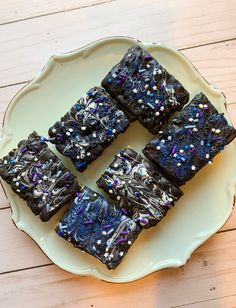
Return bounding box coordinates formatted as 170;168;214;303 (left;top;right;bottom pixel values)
0;36;235;283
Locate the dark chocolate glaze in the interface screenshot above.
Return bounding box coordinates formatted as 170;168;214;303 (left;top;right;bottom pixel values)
97;148;183;228
48;87;130;172
0;132;47;183
143;93;236;185
56;187;141;270
102;45;189;134
0;131;79;221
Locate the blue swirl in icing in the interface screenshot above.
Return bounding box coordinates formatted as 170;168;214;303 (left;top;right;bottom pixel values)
56;187;141;270
143;93;236;185
48;87;130;172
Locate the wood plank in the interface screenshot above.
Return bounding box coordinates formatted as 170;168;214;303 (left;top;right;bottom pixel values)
0;230;236;308
0;208;50;273
182;40;236;105
0;83;26;114
220;203;236;232
1;1;236;306
0;0;111;25
228;104;236;127
0;0;236;87
179;295;236;308
0;84;26;209
1;41;236;107
0;85;20;207
0;83;28;207
219;103;236;232
0;186;8;209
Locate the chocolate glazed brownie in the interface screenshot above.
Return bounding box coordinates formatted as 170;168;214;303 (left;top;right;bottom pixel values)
97;147;183;228
143;93;236;185
102;45;189;134
0;132;79;221
48;87;130;172
56;187;142;269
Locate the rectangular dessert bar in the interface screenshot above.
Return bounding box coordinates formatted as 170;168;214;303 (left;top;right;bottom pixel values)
56;186;142;270
143;93;236;185
97;148;183;228
48;86;130;172
102;45;189;134
0;132;47;184
0;131;79;221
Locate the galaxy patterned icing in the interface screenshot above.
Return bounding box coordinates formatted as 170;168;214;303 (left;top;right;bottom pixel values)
56;186;141;269
0;132;48;184
48;86;130;172
97;148;183;228
102;45;189;134
143;93;236;185
0;132;79;221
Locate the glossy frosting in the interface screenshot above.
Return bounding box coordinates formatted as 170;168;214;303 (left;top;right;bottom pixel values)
0;131;47;183
0;132;79;221
102;45;189;134
97;148;182;228
56;186;141;269
48;86;130;172
143;93;236;185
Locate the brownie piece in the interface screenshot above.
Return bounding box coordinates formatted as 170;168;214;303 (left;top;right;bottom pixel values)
0;132;79;221
143;93;236;185
56;187;142;270
97;148;183;228
102;45;189;134
48;87;130;172
0;132;47;184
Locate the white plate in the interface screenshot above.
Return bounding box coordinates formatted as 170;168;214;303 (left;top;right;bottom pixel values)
1;36;236;283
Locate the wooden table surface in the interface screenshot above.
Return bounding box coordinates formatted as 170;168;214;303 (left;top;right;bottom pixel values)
1;1;236;307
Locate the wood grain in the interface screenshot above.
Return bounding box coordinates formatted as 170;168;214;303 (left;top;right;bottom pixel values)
1;40;236;117
0;83;25;114
0;0;112;25
182;40;236;105
1;1;236;306
1;40;236;104
220;202;236;232
0;0;236;86
228;104;236;127
0;209;50;274
1;230;236;308
0;186;8;209
180;295;236;308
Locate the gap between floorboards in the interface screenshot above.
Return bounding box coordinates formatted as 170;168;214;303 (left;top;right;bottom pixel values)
0;263;53;276
171;293;236;307
1;36;236;90
0;0;116;27
0;0;235;64
179;36;236;51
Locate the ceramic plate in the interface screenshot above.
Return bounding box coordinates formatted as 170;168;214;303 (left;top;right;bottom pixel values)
1;37;236;283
